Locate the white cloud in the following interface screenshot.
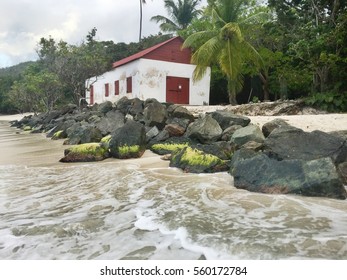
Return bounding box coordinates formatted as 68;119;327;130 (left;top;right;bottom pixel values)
0;0;207;68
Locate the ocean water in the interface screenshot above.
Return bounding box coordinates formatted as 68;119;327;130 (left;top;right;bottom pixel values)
0;120;346;260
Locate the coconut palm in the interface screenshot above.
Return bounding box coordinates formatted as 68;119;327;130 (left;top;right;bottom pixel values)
151;0;202;33
183;0;264;105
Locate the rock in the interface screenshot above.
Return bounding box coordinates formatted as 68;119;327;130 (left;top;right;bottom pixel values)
185;114;222;144
128;98;144;117
150;137;191;155
230;148;259;170
210;111;250;130
46;119;76;138
149;129;170;144
109;120;146;159
170;146;229;173
193;141;235;160
115;96;132;114
231;125;265;147
264;129;347;164
98;101;113;114
64;124;103;145
337;162;347;185
146;126;160;142
262;118;291;137
60;143;109;162
221;125;242;141
168;105;195;122
165;123;186;137
241;140;263;151
143;100;167;129
232;153;347;199
51;130;67;140
94;110;125;136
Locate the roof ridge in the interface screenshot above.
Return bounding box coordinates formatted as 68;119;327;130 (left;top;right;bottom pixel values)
112;36;182;68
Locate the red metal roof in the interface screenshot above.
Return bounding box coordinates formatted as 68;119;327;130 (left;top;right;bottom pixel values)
112;36;187;68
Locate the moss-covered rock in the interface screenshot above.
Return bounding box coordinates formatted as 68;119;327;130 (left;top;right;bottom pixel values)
151;142;189;155
23;126;32;131
51;130;67;140
117;145;142;159
170;146;229;173
60;143;109;162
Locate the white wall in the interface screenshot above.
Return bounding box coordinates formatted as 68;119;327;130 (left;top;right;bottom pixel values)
86;59;210;105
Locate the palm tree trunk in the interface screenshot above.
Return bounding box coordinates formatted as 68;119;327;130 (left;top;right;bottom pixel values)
227;79;237;105
139;0;144;42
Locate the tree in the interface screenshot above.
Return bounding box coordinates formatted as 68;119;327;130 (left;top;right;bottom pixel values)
183;0;264;104
151;0;202;33
37;28;110;106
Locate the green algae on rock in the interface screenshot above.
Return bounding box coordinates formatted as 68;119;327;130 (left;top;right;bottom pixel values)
60;143;109;162
170;146;229;173
151;142;189;155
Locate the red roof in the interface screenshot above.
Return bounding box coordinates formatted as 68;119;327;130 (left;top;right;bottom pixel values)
112;36;190;68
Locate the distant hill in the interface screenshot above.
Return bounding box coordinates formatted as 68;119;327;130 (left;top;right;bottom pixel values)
0;61;36;78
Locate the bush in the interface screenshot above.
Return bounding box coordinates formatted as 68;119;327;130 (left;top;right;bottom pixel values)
305;91;347;112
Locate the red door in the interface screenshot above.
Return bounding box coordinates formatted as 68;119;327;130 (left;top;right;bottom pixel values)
90;85;94;105
166;76;189;104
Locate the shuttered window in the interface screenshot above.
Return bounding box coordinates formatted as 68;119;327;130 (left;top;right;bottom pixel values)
105;83;109;97
126;77;132;93
114;80;119;95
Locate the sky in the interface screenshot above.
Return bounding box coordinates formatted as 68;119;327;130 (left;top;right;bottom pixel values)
0;0;208;68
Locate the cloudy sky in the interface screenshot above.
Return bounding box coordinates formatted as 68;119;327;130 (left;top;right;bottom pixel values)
0;0;207;68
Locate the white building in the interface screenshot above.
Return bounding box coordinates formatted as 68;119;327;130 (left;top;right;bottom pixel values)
86;37;210;105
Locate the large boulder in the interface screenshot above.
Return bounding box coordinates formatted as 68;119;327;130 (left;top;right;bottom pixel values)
115;96;132;114
150;137;192;155
264;129;347;164
261;118;292;137
98;101;114;114
170;146;229;173
168;105;195;122
109;120;146;159
64;124;103;145
60;143;109;162
94;110;125;135
143;99;167;129
232;153;347;200
185;114;222;144
210;111;251;130
231;124;265;147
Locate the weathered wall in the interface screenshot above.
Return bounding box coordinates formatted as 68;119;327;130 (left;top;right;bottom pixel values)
86;59;210;105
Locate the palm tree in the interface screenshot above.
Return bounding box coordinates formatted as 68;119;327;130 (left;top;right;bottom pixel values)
183;0;264;105
151;0;202;33
139;0;147;42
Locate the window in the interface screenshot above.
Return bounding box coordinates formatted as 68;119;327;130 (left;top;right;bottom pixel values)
114;80;119;95
126;77;132;93
105;83;109;97
89;85;94;105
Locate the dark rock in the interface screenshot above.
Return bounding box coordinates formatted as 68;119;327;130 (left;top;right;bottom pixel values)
150;137;192;155
64;124;103;145
128;98;144;117
95;110;125;136
210;111;250;130
221;125;242;141
60;143;109;162
241;140;264;151
60;104;77;116
264;129;347;164
98;101;114;114
168;105;195;122
193;141;235;160
230;148;259;170
185;114;222;144
115;96;132;114
149;129;170;144
337;162;347;185
46;119;76;138
109;120;146;159
231;125;265;147
330;130;347;142
143;100;167;129
41;110;63;125
170;146;229;173
262;118;291;137
146;126;160;142
232;153;347;199
165;123;186;137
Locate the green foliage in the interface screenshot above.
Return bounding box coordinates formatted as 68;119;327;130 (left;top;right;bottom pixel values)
305;91;347;113
151;0;202;33
173;146;223;167
183;0;265;104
